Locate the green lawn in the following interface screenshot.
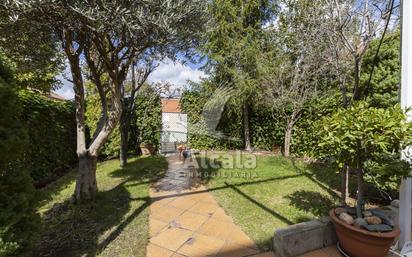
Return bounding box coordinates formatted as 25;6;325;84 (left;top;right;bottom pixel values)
198;153;341;250
33;156;167;257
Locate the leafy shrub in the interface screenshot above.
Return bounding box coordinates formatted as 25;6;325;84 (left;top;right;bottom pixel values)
85;83;161;157
181;87;279;150
19;90;77;183
291;93;341;156
316;102;412;196
134;85;162;148
0;59;40;257
85;88;121;158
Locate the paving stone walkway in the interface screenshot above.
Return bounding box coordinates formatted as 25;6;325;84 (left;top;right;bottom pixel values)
147;154;277;257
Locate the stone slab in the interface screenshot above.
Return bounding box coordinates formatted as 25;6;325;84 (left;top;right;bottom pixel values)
273;217;337;257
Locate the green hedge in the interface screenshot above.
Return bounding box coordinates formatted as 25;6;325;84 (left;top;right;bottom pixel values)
250;104;284;150
181;89;283;150
85;84;162;157
85;89;121;158
134;85;162;149
291;93;341;157
181;89;242;150
19;90;77;184
0;59;40;257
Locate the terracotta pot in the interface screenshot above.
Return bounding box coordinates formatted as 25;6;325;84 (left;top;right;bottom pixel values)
140;144;156;155
330;210;399;257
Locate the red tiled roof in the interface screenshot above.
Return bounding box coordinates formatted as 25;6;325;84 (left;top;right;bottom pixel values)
48;92;67;101
161;98;181;113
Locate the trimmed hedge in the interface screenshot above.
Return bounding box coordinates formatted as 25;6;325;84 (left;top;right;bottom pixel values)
181;89;283;150
134;85;162;149
85;84;162;157
0;59;40;257
291;93;341;157
19;90;77;184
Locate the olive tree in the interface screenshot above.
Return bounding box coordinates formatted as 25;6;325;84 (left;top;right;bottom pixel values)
2;0;206;201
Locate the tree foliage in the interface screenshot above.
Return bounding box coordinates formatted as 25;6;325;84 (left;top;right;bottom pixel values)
0;8;62;91
203;0;275;150
261;0;332;156
361;30;400;108
316;102;412;214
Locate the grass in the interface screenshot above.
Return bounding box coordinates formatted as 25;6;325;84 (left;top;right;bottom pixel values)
197;153;341;250
32;155;167;257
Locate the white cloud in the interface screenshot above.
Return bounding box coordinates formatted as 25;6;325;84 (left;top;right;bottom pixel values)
55;83;75;100
54;68;75;99
148;58;207;86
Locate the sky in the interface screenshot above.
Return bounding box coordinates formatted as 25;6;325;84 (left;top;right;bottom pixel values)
54;58;207;100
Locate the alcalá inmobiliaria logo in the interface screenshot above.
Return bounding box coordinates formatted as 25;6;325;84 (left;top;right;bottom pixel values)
180;84;258;177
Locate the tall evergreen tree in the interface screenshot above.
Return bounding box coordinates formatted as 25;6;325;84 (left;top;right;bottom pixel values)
203;0;274;150
361;30;400;108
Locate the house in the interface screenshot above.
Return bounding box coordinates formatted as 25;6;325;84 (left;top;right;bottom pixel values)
161;98;187;153
48;92;67;101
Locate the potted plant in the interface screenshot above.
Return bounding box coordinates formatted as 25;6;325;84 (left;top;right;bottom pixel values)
317;102;412;257
140;142;156;155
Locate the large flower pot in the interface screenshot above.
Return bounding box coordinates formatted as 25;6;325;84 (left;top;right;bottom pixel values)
140;144;156;155
330;210;399;257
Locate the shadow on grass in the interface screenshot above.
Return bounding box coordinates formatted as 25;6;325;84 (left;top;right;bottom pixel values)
294;159;392;205
290;158;345;200
285;190;335;217
32;156;167;257
224;182;294;225
195;156;299;224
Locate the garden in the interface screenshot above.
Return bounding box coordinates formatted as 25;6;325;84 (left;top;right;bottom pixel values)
0;1;411;257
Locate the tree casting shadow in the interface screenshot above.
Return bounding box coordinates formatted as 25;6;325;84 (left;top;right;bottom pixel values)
285;190;336;218
32;156;167;257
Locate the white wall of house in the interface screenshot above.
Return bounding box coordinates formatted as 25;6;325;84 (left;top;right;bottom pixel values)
161;112;187;143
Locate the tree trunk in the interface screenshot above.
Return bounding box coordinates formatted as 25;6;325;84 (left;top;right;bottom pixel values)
74;153;98;201
119;118;129;167
243;103;251;151
341;164;349;205
284;121;293;157
356;167;364;218
356;141;364;218
353;57;361;101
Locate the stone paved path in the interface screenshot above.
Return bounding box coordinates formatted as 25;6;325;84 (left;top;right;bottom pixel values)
147;154;277;257
148;154;387;257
